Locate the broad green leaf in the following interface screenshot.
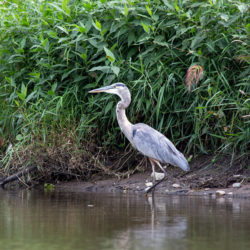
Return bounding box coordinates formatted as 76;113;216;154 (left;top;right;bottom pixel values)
191;33;207;50
101;29;107;37
95;19;101;31
48;90;55;96
5;77;11;84
81;53;87;60
29;72;40;79
104;47;115;62
21;83;27;98
85;18;92;32
42;38;49;52
124;4;128;17
89;66;111;73
162;0;174;10
26;91;36;102
42;38;48;48
128;31;135;46
111;66;120;76
141;22;150;33
220;14;229;22
14;100;20;107
237;3;247;13
17;92;26;101
74;24;86;33
62;0;71;16
56;25;69;34
174;2;180;12
20;38;26;49
105;102;113;114
145;5;152;17
48;31;58;39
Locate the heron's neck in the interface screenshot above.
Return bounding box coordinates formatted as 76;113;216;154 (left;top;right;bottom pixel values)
116;97;133;142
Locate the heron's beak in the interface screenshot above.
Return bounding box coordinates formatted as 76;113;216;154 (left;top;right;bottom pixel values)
88;85;114;93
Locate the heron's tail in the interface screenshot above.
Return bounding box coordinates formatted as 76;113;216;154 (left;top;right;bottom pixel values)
174;153;190;172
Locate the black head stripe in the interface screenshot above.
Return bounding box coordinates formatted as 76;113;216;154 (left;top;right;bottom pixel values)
116;83;125;87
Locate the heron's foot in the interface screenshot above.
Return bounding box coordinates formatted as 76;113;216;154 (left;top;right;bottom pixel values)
151;171;165;181
145;175;167;194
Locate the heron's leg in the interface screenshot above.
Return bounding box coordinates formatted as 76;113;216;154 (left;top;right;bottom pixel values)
149;158;156;184
145;159;167;194
155;160;167;178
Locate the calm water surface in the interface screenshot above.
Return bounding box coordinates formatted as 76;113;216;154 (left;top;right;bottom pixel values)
0;190;250;250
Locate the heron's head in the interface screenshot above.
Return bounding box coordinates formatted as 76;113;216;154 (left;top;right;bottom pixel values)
89;83;130;101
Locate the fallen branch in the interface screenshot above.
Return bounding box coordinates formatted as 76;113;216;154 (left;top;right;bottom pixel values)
0;165;38;188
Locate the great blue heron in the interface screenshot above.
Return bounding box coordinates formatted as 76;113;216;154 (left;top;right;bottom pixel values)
89;83;190;193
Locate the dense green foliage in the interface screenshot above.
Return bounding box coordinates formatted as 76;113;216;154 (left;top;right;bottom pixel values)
0;0;249;169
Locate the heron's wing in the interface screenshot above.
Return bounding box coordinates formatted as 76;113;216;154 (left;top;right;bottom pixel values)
132;124;189;171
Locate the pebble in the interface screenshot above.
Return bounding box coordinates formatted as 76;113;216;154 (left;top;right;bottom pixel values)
87;204;94;207
172;183;181;188
146;182;153;187
228;192;233;196
216;190;226;196
232;182;241;188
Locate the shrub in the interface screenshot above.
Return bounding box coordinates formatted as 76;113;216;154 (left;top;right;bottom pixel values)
0;0;249;172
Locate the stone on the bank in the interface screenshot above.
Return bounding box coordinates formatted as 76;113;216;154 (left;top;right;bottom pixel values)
232;182;241;188
172;183;181;188
216;190;226;196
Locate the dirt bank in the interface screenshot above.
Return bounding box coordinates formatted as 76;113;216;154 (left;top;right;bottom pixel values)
55;173;250;198
55;155;250;198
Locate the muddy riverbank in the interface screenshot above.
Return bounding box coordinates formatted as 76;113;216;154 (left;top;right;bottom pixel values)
55;155;250;198
55;173;250;198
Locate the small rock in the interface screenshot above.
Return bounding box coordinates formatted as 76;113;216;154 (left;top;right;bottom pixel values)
146;182;153;187
151;172;165;181
172;183;181;188
87;204;94;207
165;189;169;192
216;190;226;196
228;192;233;196
204;188;210;191
232;182;241;188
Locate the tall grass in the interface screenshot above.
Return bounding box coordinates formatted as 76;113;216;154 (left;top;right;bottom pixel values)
0;0;249;172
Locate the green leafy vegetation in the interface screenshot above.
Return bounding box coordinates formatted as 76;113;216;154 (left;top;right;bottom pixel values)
0;0;249;176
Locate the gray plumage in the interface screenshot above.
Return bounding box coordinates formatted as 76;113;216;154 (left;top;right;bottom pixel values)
89;82;190;193
132;123;189;171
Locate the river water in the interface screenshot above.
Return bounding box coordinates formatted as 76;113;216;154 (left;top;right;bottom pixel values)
0;190;250;250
